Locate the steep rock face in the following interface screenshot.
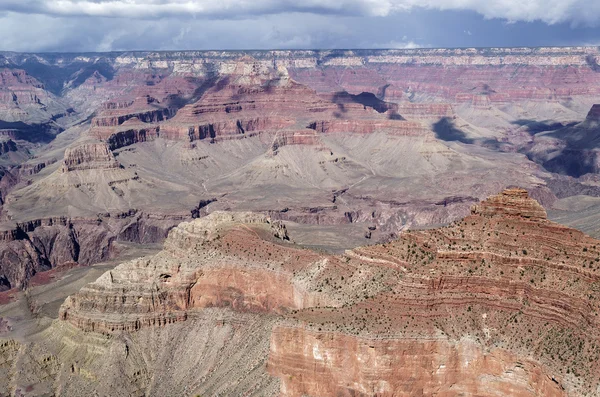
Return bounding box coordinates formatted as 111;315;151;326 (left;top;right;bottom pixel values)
270;130;323;154
104;126;160;150
0;139;17;155
0;211;186;289
396;103;454;119
160;63;325;143
91;106;170;128
307;119;426;135
61;142;120;172
0;68;70;129
59;212;324;334
91;57;432;149
0;69;46;111
0;237;47;291
585;104;600;122
54;189;600;396
269;328;564;397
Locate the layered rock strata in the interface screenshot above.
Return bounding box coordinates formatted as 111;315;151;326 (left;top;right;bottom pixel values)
59;212;322;333
56;189;600;396
61;142;120;172
0;211;187;290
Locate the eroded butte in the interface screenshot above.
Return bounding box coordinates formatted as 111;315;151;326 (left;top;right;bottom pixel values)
4;48;600;291
0;189;596;396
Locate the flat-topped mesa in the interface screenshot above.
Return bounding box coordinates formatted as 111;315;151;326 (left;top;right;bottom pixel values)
61;142;120;172
470;187;547;220
270;130;323;154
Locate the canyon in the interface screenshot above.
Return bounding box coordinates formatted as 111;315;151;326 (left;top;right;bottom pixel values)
1;47;600;395
0;189;599;396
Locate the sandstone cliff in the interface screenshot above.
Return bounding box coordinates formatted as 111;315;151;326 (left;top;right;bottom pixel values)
51;189;600;396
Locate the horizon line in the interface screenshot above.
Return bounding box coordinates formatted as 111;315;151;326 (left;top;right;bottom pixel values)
1;45;600;56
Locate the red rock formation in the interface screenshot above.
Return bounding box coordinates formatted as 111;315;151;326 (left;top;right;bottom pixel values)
0;68;68;129
0;211;188;290
59;212;327;333
0;69;45;107
90;57;439;149
396;103;454;119
269;328;565;397
57;189;600;395
103;126;160;150
470;187;547;219
91;106;169;128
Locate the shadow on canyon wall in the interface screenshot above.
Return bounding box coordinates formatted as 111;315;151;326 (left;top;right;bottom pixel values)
512;119;599;178
586;55;600;72
331;91;403;119
433;117;474;144
7;58;116;95
0;121;59;143
433;117;504;149
512;119;578;135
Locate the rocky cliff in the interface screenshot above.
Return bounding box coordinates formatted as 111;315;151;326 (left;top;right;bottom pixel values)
49;189;600;396
4;46;600;300
0;211;187;290
62;142;120;172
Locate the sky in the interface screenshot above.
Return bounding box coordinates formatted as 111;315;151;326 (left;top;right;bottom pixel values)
1;0;600;52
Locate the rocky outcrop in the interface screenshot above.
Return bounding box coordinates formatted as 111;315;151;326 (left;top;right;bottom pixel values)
269;328;565;397
91;107;170;128
585;104;600;122
60;212;307;333
105;127;160;150
61;142;120;172
396;103;453;119
470;187;547;219
0;139;17;155
55;190;600;395
270;130;323;154
307;119;426;135
0;211;187;289
0;68;70;131
89;56;436;149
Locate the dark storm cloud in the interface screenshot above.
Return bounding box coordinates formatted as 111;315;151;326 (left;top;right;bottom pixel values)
0;0;395;19
0;1;600;52
3;0;600;25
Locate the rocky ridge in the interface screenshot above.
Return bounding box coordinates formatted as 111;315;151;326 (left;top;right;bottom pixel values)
3;47;600;298
53;189;600;396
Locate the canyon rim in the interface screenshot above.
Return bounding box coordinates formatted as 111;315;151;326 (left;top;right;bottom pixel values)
2;21;600;396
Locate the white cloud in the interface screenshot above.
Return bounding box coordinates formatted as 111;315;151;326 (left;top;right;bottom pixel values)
3;0;600;26
373;39;425;49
